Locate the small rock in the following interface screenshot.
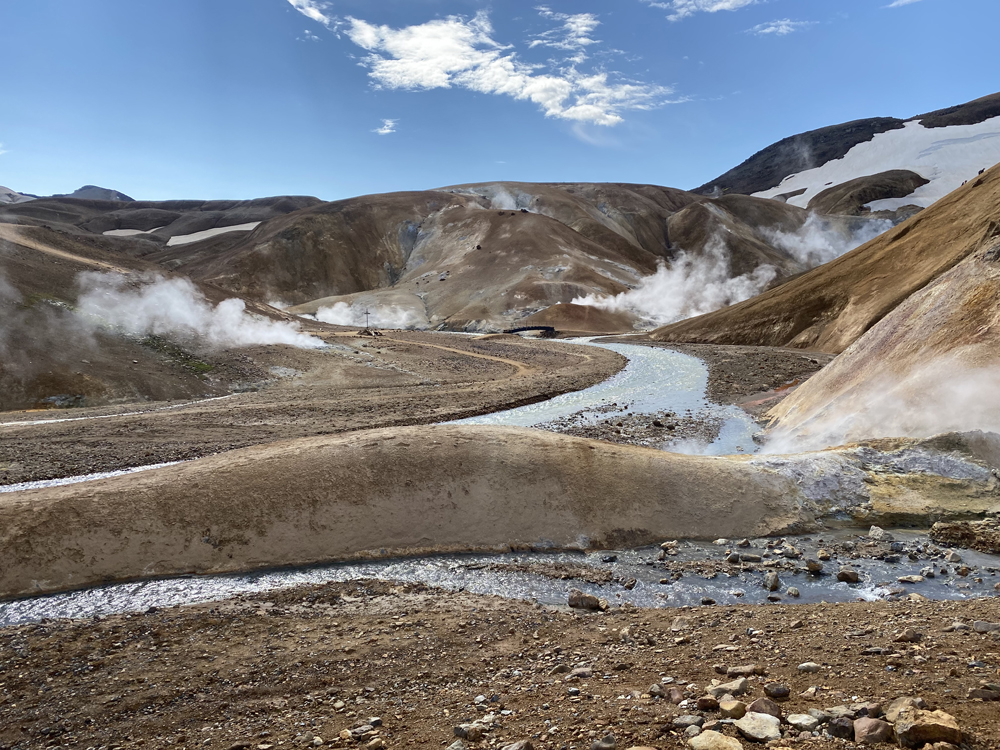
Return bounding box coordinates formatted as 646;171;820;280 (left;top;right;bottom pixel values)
826;716;854;740
667;686;686;704
853;717;893;745
746;697;780;718
763;571;780;591
973;621;1000;633
869;525;894;541
893;708;963;748
837;568;860;583
763;683;790;701
447;742;469;750
719;700;747;719
501;743;534;750
968;688;1000;701
648;683;665;698
569;667;593;679
805;559;823;574
673;715;704;729
708;678;748;698
725;552;740;564
737;538;751;548
946;550;962;562
786;714;820;732
895;628;922;643
697;695;720;711
740;554;762;563
671;615;693;631
734;712;781;742
797;662;822;673
786;587;800;598
687;730;743;750
898;575;924;584
817;549;831;561
592;734;617;750
454;724;484;742
726;664;760;678
700;597;716;606
568;589;608;611
683;725;701;739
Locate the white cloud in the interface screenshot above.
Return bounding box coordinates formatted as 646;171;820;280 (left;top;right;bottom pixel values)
747;18;816;36
343;11;671;126
0;144;6;157
373;118;398;135
531;7;601;62
643;0;759;22
886;0;923;6
298;29;321;42
286;0;334;27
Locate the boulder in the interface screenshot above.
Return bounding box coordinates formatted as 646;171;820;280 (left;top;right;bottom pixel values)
827;716;854;740
688;731;743;750
885;696;927;723
746;697;781;718
719;700;747;719
853;717;893;745
708;678;748;698
734;712;781;743
837;568;860;583
786;714;820;732
454;725;484;742
893;708;962;748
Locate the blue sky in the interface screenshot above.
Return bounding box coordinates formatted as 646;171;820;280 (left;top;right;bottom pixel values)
1;0;997;201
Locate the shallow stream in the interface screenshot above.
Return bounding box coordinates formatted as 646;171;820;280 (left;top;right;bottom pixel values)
2;530;997;627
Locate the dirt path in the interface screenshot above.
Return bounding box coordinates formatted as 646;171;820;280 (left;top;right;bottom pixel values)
0;224;130;273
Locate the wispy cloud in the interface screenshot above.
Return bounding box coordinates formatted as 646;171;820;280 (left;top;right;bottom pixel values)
286;0;334;27
297;29;321;42
342;11;672;127
531;7;601;63
886;0;922;6
0;144;7;157
642;0;759;22
373;119;398;135
747;18;816;36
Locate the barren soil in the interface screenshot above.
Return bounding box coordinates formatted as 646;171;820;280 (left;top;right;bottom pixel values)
0;333;624;486
1;581;998;750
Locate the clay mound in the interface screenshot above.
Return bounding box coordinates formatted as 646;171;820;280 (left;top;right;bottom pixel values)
0;425;808;598
807;170;929;216
652;164;1000;353
767;238;1000;449
518;303;639;334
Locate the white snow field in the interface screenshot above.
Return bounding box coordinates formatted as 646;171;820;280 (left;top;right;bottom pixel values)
755;116;1000;212
166;222;262;247
103;226;165;237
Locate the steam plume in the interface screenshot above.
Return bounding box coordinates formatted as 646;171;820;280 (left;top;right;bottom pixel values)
312;301;429;330
764;355;1000;453
76;272;325;349
765;213;893;266
571;235;777;327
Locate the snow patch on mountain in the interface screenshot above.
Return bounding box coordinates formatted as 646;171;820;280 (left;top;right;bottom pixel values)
754;116;1000;211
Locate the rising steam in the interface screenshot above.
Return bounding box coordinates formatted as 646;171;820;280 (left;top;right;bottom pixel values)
77;272;325;349
571;235;777;327
312;301;429;330
764;356;1000;454
765;213;894;266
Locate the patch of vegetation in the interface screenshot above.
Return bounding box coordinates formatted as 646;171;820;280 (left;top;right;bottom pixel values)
140;335;215;376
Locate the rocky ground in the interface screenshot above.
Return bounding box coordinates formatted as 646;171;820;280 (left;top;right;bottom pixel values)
538;407;725;452
1;580;998;750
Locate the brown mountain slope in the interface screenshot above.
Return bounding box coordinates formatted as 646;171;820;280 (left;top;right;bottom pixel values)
766;237;1000;450
156;182;842;331
652;164;1000;353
